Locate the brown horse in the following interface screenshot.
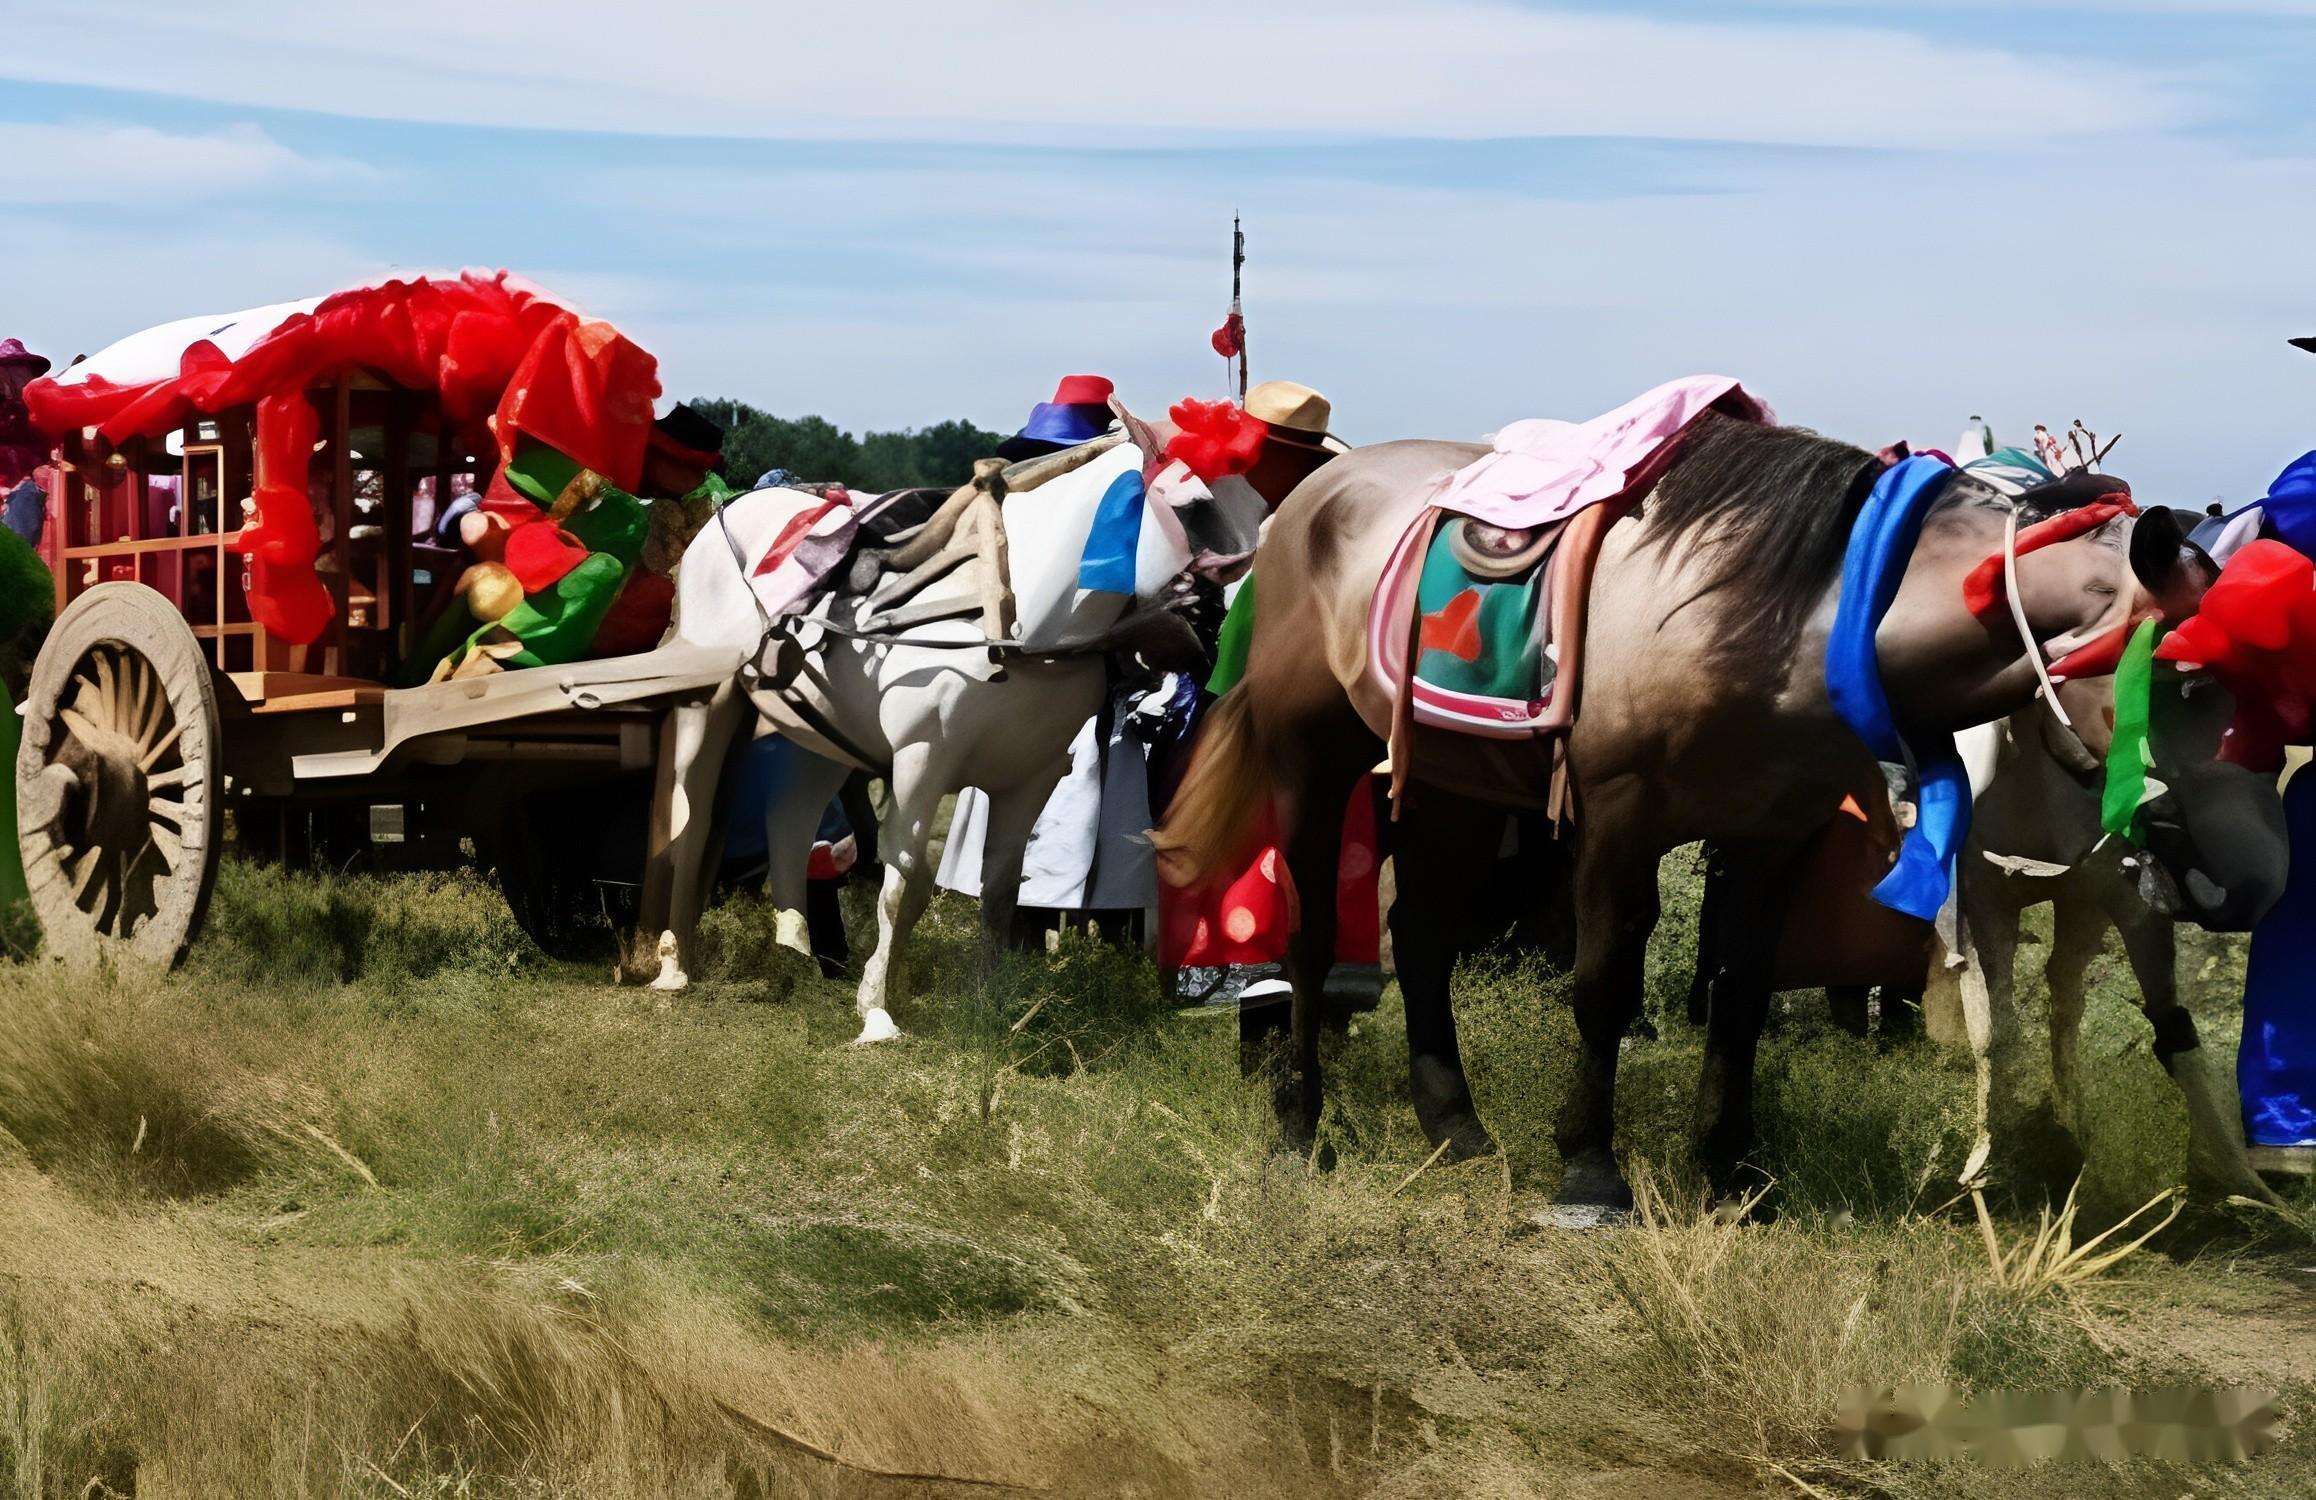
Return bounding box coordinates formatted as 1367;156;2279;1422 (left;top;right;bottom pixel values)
1156;415;2267;1221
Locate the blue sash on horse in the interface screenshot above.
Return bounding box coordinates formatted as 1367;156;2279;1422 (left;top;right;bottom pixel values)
1826;454;1967;923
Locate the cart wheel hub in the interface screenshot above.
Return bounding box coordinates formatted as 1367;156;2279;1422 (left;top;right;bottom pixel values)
57;721;152;868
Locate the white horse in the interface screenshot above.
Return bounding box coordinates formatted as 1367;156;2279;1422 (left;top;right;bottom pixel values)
641;438;1226;1042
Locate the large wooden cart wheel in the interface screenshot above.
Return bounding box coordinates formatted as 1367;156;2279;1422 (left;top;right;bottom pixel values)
14;584;223;967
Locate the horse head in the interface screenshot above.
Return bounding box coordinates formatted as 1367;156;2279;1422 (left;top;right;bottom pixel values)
1977;496;2289;933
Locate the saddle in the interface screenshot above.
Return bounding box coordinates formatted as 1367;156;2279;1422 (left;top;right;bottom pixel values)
1367;500;1621;824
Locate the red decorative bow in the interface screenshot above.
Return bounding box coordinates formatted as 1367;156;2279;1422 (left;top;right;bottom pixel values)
1165;398;1268;483
1210;312;1245;360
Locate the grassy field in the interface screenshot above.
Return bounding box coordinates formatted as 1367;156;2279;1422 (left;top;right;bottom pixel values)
3;851;2314;1498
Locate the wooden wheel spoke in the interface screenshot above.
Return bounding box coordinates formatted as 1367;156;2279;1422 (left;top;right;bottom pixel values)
94;652;121;733
69;845;106;905
138;721;185;772
148;823;183;874
60;705;105;750
131;656;163;744
26;587;221;966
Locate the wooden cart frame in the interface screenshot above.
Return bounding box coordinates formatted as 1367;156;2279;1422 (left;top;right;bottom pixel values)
14;370;740;968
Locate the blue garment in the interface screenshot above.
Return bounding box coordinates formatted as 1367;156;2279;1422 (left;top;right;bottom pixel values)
1077;468;1145;593
1825;454;1968;923
720;735;849;867
433;491;480;545
2241;764;2316;1146
3;477;41;546
2258;450;2316;559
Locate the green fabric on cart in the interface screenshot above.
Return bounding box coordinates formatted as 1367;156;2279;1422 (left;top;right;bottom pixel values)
468;552;630;670
563;487;650;566
1208;573;1256;695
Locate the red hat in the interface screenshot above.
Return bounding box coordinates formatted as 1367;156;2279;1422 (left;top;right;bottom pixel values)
1050;374;1114;407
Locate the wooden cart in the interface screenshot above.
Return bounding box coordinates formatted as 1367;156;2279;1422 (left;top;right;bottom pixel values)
15;366;739;968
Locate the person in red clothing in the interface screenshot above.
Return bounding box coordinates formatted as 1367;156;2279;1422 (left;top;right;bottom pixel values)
1152;381;1371;1013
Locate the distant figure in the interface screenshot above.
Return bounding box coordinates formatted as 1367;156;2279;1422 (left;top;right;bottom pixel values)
1955;414;1993;465
0;338;51;544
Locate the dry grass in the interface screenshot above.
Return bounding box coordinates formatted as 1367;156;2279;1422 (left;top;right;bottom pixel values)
2;856;2314;1497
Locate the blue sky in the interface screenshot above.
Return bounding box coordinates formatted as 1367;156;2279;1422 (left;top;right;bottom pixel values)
5;1;2314;502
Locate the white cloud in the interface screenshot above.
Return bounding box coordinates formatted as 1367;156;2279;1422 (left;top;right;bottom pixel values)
6;223;390;364
5;0;2201;149
556;139;2316;504
0;121;366;205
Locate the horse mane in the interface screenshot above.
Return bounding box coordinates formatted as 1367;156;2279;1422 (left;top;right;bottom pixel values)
1636;413;1882;655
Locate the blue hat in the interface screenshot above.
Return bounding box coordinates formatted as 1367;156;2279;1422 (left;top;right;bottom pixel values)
996;374;1116;460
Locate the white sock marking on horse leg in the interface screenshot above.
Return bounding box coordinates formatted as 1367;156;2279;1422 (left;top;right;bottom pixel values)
774;907;810;956
647;929;689;992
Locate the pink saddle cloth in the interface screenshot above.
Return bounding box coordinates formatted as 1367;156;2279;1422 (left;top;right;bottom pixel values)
1428;374;1771;529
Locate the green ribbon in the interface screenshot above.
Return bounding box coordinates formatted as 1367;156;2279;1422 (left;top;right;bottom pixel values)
2101;617;2160;840
1207;572;1256;695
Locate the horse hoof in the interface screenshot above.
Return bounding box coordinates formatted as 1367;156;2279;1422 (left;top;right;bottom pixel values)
1551;1153;1634;1224
1420;1113;1498;1162
647;959;689;992
1531;1201;1631;1230
852;1007;902;1045
774;908;811;956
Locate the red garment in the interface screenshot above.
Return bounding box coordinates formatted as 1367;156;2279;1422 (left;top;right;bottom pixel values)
1159;785;1382;969
589;570;675;657
2155;539;2316;769
502;521;589;592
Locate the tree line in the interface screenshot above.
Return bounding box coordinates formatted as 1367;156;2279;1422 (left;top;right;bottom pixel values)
687;399;1008;494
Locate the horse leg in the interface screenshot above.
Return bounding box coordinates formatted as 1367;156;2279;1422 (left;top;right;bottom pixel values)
1692;838;1804;1201
804;875;848;979
2044;894;2107;1140
1826;986;1871;1039
1276;744;1375;1150
762;747;852;959
645;686;749;992
853;742;941;1044
1548;798;1661;1221
1877;979;1924;1047
1953;872;2020;1187
1684;843;1727;1028
1388;792;1504;1159
2111;895;2276;1203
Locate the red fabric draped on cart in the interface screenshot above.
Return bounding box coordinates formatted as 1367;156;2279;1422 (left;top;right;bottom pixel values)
1158;786;1382;969
21;272;661;645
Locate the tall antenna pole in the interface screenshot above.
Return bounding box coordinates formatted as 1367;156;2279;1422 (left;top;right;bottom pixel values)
1232;215;1247;402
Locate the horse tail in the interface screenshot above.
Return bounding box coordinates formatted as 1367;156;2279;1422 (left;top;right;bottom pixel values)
1151;688;1270;888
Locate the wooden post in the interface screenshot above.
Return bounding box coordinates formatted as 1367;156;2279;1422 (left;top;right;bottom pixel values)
326;379;353;676
384;390;413;659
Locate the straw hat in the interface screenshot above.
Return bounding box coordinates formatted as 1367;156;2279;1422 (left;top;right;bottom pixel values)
1246;380;1346;452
